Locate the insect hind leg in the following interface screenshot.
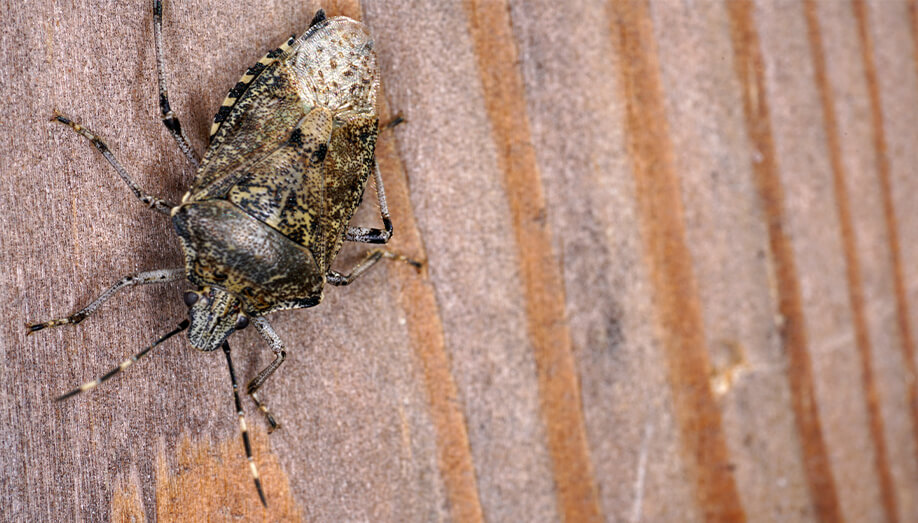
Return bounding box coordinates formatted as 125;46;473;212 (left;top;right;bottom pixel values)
327;249;421;287
344;163;395;244
153;0;200;167
381;113;405;130
344;116;406;243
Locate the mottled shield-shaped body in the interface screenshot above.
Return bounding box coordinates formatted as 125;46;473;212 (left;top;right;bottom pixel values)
172;15;379;321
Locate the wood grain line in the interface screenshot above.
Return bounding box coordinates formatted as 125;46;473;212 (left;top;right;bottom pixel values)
462;1;603;521
724;2;843;521
804;3;899;521
329;3;486;520
375;95;486;523
607;1;745;521
854;0;918;478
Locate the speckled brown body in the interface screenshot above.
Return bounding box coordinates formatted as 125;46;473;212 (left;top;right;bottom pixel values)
173;13;380;349
27;6;397;507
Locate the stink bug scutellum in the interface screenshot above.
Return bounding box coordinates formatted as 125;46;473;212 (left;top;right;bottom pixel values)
27;1;419;506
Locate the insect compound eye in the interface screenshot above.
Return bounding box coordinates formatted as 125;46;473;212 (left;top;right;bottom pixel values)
183;291;200;307
234;314;250;330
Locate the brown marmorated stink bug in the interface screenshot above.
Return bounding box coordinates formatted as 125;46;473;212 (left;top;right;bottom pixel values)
26;1;418;506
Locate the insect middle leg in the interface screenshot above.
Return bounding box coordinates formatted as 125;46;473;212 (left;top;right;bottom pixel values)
153;0;200;168
26;268;185;334
343;114;406;243
344;163;394;244
247;317;286;432
51;112;176;215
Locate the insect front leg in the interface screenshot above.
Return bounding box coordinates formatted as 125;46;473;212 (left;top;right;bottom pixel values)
222;341;268;507
153;0;200;167
327;249;422;286
247;317;287;432
26;268;185;334
50;112;176;215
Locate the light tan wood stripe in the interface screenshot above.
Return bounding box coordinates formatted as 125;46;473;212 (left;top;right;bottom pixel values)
725;1;843;520
376;94;486;523
854;0;918;482
462;1;603;521
804;2;899;521
607;0;746;520
911;0;918;80
329;2;486;521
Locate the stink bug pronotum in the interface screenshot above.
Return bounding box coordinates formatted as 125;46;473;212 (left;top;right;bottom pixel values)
27;1;419;506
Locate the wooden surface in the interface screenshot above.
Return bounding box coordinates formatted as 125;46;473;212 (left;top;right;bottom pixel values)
3;0;918;521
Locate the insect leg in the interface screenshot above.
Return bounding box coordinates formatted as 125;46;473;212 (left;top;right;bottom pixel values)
56;320;189;401
343;114;405;243
222;341;268;507
344;162;394;244
326;249;421;287
381;114;405;130
153;0;200;168
26;268;185;335
246;317;286;433
51;111;177;215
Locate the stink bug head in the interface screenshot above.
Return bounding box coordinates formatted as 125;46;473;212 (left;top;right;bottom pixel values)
183;287;248;352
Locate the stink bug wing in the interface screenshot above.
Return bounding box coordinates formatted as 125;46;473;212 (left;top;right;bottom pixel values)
287;17;381;268
227;106;334;263
193;15;378;200
290;17;378;117
191;58;308;200
321;114;379;267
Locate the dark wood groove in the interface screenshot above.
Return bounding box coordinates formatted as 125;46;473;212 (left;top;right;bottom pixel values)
804;2;899;521
853;0;918;483
725;1;843;520
462;1;604;521
607;1;746;520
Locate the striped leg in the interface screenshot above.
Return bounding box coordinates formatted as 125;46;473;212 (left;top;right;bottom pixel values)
51;112;176;215
153;0;200;167
26;268;185;335
56;320;189;401
246;317;286;433
222;341;268;507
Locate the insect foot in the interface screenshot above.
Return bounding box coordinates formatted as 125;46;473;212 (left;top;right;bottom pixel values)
28;3;416;509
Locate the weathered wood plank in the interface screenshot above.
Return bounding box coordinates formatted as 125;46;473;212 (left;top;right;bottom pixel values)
4;1;918;521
